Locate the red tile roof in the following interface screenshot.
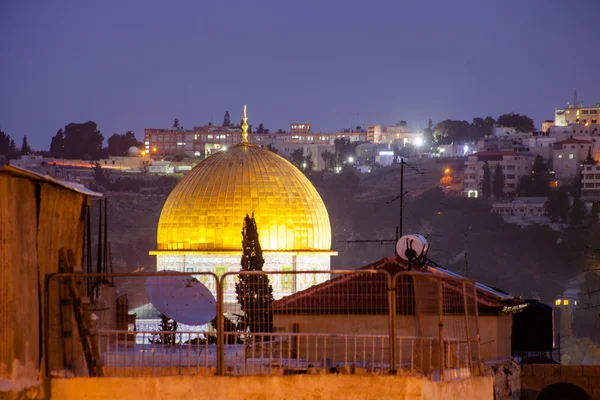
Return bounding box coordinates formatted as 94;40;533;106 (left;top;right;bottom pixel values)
272;256;524;315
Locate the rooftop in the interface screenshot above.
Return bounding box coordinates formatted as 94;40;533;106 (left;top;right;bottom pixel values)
272;255;523;315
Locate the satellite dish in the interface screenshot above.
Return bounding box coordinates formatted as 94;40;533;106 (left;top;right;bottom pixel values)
145;271;216;326
396;234;429;261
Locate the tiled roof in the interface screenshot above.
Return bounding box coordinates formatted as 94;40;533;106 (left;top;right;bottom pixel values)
272;256;524;315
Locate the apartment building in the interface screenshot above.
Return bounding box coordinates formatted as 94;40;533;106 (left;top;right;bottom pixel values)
582;164;600;200
555;104;600;126
144;123;367;171
552;138;592;183
462;150;534;197
144;126;242;158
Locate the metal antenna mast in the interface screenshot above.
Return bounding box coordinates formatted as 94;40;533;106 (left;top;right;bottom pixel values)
346;158;426;254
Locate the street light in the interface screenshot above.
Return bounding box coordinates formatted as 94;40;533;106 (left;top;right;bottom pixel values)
444;168;450;174
414;137;424;147
347;156;354;163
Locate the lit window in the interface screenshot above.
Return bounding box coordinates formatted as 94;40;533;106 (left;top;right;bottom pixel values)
564;299;569;305
569;154;574;159
555;299;561;305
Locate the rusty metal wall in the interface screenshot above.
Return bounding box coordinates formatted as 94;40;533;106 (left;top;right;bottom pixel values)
0;172;87;380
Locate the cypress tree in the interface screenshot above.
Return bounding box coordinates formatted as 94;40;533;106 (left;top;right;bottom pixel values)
223;111;231;127
480;161;492;198
235;213;274;336
21;135;31;155
493;164;505;198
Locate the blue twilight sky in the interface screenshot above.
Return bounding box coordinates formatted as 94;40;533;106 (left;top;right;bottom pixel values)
1;0;599;150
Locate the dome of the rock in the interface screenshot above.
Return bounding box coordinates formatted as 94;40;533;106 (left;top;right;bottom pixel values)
151;106;334;304
156;143;331;252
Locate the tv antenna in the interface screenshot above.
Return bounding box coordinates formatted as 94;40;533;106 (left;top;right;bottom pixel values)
346;158;427;254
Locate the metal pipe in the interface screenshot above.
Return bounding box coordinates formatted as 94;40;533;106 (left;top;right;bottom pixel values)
462;280;473;375
216;274;224;376
438;277;444;381
472;281;484;375
103;198;108;274
388;274;397;373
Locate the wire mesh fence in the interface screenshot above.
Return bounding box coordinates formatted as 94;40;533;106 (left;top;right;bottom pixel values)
45;269;481;379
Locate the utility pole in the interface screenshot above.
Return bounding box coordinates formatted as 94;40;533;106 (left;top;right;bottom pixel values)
399;158;404;240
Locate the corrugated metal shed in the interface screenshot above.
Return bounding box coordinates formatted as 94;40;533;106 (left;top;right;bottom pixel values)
0;164;100;386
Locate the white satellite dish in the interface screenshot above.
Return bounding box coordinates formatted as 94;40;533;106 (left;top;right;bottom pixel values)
145;271;216;326
396;234;429;261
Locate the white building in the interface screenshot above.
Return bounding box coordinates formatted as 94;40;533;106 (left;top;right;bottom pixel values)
491;197;547;220
552;138;592;183
581;164;600;200
462;150;535;197
438;143;475;158
555;104;600;126
527;136;556;161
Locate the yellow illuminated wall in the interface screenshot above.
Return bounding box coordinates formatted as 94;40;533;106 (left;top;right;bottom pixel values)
157;143;332;251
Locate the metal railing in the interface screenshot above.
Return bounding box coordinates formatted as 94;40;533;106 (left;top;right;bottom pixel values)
45;269;481;379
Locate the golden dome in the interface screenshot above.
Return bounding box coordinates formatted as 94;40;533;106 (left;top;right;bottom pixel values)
156;143;332;252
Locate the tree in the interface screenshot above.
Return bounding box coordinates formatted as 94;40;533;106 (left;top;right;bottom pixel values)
517;155;550;197
433;120;471;144
49;128;65;158
0;129;12;156
584;147;597;165
333;137;357;167
422;119;434;144
493;164;505;198
496;113;534;133
235;214;274;335
108;131;143;156
223;111;231;127
173;118;180;129
589;202;599;228
470;117;495;138
50;122;104;160
321;150;336;171
21;135;31;155
547;187;570;223
570;195;584;225
480;162;492;198
289;148;313;175
256;123;265;134
93;162;106;186
265;144;278;154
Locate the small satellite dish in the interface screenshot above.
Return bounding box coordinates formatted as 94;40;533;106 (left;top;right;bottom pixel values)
396;234;429;261
145;271;216;326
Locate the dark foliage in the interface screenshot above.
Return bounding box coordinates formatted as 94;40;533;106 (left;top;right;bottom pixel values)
49;122;104;160
493;163;505;198
235;214;274;335
107;131;143;156
480;162;492;198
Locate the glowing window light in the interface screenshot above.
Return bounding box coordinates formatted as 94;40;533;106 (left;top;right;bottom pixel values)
555;299;561;305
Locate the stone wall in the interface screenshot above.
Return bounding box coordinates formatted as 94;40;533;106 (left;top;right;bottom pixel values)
51;375;493;400
520;364;600;400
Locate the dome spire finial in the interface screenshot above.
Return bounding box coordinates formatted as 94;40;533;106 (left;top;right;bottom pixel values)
241;105;249;144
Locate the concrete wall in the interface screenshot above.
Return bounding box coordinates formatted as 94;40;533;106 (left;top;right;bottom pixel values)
520;364;600;400
51;375;493;400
